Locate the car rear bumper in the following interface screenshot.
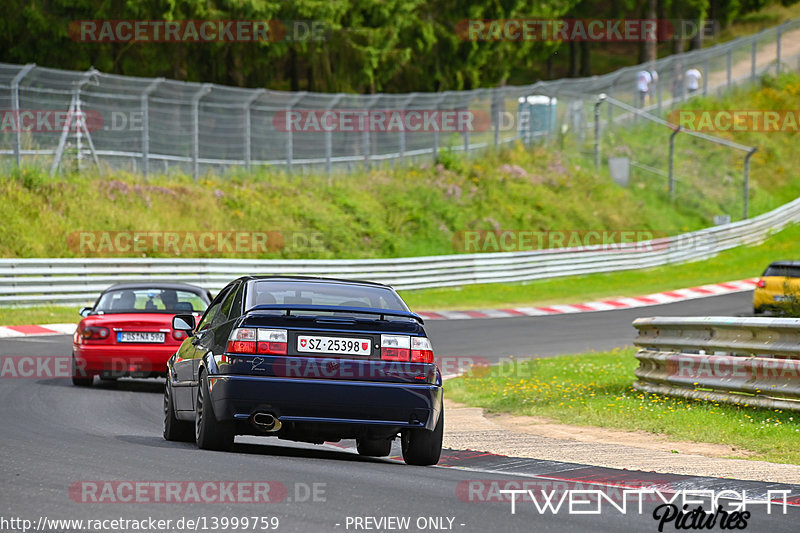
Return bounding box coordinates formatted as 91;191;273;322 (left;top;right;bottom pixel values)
73;344;176;376
207;374;443;430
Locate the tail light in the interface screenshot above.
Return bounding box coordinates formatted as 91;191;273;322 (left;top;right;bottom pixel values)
411;336;434;363
79;325;109;342
257;329;288;355
380;334;410;361
226;328;287;355
226;328;257;354
756;279;766;288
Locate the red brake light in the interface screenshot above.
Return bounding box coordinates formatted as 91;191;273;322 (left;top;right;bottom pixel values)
226;328;257;354
80;325;109;341
381;334;410;361
226;328;287;355
756;279;766;288
411;336;434;363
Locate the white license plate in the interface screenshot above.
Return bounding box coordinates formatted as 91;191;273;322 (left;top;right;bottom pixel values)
296;335;371;356
774;295;792;302
117;331;165;343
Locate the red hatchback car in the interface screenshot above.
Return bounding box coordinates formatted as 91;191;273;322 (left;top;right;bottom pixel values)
72;283;211;386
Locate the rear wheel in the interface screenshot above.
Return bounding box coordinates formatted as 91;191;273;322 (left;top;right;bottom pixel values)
401;400;444;466
163;383;194;442
71;354;93;387
195;371;234;451
356;437;392;457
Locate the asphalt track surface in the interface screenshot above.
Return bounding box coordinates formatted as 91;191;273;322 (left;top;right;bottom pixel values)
2;291;798;532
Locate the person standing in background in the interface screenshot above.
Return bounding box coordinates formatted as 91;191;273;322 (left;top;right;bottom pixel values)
636;69;652;108
685;67;702;94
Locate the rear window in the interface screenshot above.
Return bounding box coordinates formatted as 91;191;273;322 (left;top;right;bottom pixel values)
247;281;408;313
763;265;800;278
94;288;209;314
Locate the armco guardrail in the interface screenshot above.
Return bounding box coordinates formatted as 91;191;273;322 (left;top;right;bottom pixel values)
633;317;800;411
2;195;798;306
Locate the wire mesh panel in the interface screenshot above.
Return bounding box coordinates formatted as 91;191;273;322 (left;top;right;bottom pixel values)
0;19;797;177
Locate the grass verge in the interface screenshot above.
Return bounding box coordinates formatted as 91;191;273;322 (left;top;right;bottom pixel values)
446;348;800;465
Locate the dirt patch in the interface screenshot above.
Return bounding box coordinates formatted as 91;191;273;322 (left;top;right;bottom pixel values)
484;408;754;459
443;398;800;484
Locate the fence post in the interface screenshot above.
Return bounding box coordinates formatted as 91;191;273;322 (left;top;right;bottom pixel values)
751;37;757;82
776;25;782;76
284;92;306;176
10;64;35;168
324;94;344;178
243;89;265;172
432;94;445;162
398;94;414;160
702;60;709;96
668;127;680;201
594;94;606;170
141;78;163;177
726;48;733;88
191;84;212;181
743;148;757;220
362;96;379;172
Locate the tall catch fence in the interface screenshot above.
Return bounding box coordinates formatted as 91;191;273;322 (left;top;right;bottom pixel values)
1;20;798;178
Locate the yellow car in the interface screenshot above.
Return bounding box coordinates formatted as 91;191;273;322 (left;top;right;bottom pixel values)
754;261;800;315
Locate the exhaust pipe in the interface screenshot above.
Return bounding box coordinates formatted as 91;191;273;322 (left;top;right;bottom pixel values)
251;412;282;433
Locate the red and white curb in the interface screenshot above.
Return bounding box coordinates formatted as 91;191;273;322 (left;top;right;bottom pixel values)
0;278;759;336
0;323;76;338
416;278;759;321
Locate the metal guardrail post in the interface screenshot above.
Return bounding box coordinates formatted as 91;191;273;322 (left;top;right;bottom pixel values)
141;78;164;177
593;94;606;170
702;59;709;96
751;37;758;82
243;89;265;171
10;63;35;168
743;148;757;220
191;84;212;181
777;24;783;76
668;126;680;201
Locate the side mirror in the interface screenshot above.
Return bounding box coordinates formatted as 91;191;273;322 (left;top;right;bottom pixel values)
172;314;196;333
79;307;92;318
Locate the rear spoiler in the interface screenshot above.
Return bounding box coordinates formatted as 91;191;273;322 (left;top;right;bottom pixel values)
245;304;424;324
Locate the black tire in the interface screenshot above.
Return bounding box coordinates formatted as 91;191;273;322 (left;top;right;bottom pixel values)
195;371;234;451
71;354;93;387
401;400;444;466
356;437;393;457
163;383;194;442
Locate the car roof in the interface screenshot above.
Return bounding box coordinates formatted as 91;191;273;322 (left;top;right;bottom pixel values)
240;275;393;289
103;282;208;293
767;261;800;268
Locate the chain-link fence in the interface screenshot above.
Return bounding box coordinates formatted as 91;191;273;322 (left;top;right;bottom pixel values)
1;20;798;178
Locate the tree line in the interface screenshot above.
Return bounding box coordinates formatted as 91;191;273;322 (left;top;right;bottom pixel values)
2;0;794;93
